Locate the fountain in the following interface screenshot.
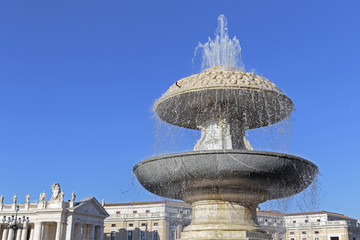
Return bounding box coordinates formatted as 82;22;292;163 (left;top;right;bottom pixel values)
133;15;318;240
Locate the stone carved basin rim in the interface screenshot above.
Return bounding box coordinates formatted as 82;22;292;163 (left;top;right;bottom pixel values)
133;150;318;203
153;68;294;130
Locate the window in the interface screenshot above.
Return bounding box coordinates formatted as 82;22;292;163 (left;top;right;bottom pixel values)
154;222;158;226
111;224;116;227
305;220;309;223
302;238;307;240
127;231;134;240
302;232;307;234
315;231;319;234
133;210;137;214
291;238;295;240
140;231;146;240
290;232;295;235
330;237;339;240
293;221;297;223
152;230;159;240
141;223;146;226
146;210;150;213
116;211;120;214
110;231;116;240
129;223;133;227
265;219;268;222
317;219;321;222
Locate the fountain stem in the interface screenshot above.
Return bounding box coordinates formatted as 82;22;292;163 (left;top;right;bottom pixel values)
194;105;252;151
194;117;252;151
180;200;271;240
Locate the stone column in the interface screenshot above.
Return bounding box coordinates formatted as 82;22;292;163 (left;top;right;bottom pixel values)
28;227;34;240
76;223;82;240
81;225;87;240
42;224;48;240
55;221;63;240
98;226;104;240
7;228;14;240
21;223;28;240
15;229;22;240
33;222;42;240
89;225;95;240
2;228;9;240
65;221;75;240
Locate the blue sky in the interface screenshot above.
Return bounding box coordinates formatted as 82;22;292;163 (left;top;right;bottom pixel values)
1;1;359;219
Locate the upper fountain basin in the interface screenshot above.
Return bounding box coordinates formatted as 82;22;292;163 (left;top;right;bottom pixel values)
154;66;294;130
133;150;318;204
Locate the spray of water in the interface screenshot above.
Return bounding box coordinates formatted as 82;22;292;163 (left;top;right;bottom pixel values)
151;14;321;213
194;14;245;71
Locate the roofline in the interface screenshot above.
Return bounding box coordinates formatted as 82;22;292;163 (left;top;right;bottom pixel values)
257;210;284;216
284;211;356;220
104;200;190;207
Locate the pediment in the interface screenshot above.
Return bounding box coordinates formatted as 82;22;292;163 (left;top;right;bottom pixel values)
73;197;109;217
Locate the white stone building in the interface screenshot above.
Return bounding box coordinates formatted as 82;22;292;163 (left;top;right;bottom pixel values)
258;210;360;240
103;201;191;240
284;211;360;240
258;210;287;240
102;200;360;240
0;183;109;240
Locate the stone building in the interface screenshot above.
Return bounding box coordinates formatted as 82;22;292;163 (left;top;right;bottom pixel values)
0;183;109;240
103;201;360;240
103;201;191;240
258;210;360;240
284;211;360;240
258;210;287;240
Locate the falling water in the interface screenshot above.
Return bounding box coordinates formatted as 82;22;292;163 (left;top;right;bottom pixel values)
151;14;321;212
194;14;245;71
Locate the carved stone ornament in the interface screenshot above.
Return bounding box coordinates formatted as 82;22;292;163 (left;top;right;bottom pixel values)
51;183;61;201
39;191;46;202
26;194;30;204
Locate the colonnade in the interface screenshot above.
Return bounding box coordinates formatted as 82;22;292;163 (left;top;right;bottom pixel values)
71;222;104;240
0;222;30;240
1;222;104;240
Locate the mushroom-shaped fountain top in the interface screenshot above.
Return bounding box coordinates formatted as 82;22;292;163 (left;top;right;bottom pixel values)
154;66;293;131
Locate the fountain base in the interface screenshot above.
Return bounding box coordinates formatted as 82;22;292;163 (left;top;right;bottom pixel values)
180;200;272;240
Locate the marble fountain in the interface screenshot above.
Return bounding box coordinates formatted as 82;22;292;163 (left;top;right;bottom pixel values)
133;15;318;240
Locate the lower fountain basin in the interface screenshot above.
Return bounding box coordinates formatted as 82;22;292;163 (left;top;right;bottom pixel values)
133;150;318;203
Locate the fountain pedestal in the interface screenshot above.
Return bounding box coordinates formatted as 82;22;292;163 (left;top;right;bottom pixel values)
180;200;272;240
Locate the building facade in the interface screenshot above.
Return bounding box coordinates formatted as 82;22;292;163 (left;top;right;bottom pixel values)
284;211;360;240
103;201;360;240
0;183;109;240
258;210;287;240
258;210;360;240
103;201;191;240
